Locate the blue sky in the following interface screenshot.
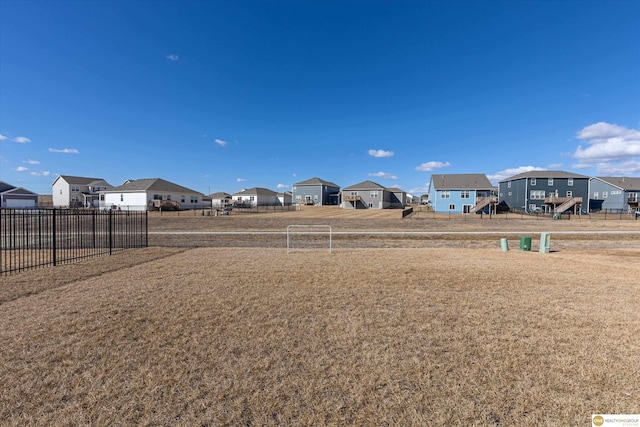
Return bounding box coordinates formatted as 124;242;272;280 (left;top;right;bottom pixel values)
1;0;639;196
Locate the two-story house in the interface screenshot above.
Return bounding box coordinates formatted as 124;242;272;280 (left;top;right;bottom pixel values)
498;171;589;214
52;175;113;208
589;176;640;213
428;174;496;214
292;177;341;206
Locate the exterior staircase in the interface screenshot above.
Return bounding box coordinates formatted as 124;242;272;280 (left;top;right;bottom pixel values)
550;197;583;213
471;196;498;213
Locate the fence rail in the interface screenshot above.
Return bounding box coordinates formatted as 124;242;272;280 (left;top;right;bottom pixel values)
1;208;148;275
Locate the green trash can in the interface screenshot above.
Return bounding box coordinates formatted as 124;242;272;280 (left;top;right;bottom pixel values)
519;236;532;251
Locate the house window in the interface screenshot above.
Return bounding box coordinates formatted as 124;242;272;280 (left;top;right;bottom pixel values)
100;195;105;201
153;194;162;200
441;190;450;199
463;205;472;213
568;178;573;186
368;203;373;208
370;191;379;198
350;191;358;196
191;196;199;203
593;192;599;199
460;190;470;199
603;191;608;198
507;182;511;188
548;178;553;186
566;191;573;197
449;204;455;210
531;178;536;186
530;190;545;200
181;195;185;203
120;194;124;202
60;189;62;194
71;186;80;192
508;192;512;196
167;195;171;200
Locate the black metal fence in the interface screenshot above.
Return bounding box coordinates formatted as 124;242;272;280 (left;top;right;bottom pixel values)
1;209;148;275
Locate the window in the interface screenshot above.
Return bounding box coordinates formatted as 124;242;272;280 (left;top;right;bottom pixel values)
593;192;599;199
460;190;470;199
463;205;472;213
350;191;358;196
548;178;553;186
71;186;80;192
530;190;545;200
191;196;199;203
603;191;608;198
167;195;171;200
449;204;455;210
566;191;573;197
441;190;450;199
568;178;573;186
507;182;511;188
120;194;124;202
531;178;536;186
181;195;185;203
368;203;373;208
370;191;379;198
508;192;512;196
60;189;62;194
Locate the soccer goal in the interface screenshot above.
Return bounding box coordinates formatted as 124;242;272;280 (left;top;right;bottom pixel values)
286;225;332;253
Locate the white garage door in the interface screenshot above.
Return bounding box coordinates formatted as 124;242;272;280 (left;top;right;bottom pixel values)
5;199;36;208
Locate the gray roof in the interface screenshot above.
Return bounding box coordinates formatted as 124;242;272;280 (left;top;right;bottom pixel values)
431;174;493;190
595;176;640;191
233;187;278;197
0;181;16;192
1;186;38;196
386;186;406;194
56;175;107;185
501;170;589;182
295;177;340;188
108;178;201;194
208;192;232;199
342;180;386;191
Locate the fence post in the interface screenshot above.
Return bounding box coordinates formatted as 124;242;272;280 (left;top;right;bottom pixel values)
52;208;57;266
145;211;148;247
109;209;113;255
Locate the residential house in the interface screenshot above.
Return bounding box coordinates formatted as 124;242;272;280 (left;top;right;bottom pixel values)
277;191;292;206
232;187;279;207
589;176;640;213
100;178;204;211
0;181;39;209
428;174;496;214
208;192;232;208
292;177;341;205
498;171;589;214
341;180;406;209
52;175;113;208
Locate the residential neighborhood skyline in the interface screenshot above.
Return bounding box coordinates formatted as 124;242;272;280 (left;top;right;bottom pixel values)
1;1;639;195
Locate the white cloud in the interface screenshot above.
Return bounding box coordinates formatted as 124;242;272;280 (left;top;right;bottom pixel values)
487;166;545;183
166;54;179;61
415;161;451;172
276;183;289;189
49;148;79;154
292;173;297;177
13;136;31;143
571;122;640;175
574;122;640;162
24;159;40;165
15;166;28;172
368;149;394;158
409;184;430;195
0;134;7;141
214;139;227;147
547;163;563;169
236;178;247;182
30;171;51;176
368;171;398;180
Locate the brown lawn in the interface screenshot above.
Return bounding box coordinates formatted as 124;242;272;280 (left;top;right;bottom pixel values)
1;246;639;426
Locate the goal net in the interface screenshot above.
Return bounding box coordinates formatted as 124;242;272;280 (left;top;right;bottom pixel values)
287;225;332;253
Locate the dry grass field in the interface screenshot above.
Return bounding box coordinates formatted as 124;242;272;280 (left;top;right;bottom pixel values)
1;241;639;425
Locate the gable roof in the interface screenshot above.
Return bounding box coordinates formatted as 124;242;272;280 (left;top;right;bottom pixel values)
500;170;589;182
1;186;38;196
594;176;640;191
294;177;340;188
232;187;278;197
0;181;16;192
342;180;387;191
54;175;107;186
208;192;232;199
430;174;494;190
107;178;201;194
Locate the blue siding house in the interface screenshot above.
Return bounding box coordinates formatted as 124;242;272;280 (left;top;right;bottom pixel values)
428;174;496;214
589;176;640;213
